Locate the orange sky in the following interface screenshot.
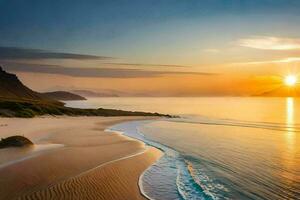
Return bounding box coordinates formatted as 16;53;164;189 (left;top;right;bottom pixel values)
2;34;300;97
15;66;298;97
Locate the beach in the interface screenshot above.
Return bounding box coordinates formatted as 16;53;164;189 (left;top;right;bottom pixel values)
0;116;162;200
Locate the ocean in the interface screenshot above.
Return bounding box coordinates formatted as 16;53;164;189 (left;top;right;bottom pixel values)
65;97;300;200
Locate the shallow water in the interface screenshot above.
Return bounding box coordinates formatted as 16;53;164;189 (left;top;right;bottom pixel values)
66;97;300;199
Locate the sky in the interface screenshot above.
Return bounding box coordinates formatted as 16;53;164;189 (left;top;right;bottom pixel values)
1;0;300;96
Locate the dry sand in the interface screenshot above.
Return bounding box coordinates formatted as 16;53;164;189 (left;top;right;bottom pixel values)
0;116;162;200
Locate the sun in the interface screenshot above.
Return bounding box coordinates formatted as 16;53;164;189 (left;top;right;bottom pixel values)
284;75;297;86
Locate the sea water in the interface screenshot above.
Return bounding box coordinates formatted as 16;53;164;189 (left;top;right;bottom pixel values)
65;97;300;199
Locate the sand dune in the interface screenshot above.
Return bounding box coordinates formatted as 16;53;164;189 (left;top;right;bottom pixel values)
0;116;161;200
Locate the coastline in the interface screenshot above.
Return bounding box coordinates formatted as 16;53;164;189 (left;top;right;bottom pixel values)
0;116;162;200
108;119;210;200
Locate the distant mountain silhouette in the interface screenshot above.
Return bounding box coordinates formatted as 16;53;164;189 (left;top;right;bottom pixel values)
71;89;154;97
0;66;171;118
43;91;86;101
0;66;85;102
0;66;47;101
72;90;119;97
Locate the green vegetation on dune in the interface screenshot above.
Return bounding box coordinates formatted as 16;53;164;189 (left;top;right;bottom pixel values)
0;99;172;118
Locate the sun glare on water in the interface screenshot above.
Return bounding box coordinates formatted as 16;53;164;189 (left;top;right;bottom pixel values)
284;75;297;86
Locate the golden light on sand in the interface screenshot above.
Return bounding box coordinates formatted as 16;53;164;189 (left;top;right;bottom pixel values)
284;75;297;86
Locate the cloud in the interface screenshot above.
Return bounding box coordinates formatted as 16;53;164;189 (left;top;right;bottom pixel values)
230;57;300;66
237;36;300;50
0;47;111;60
0;62;215;78
104;62;193;68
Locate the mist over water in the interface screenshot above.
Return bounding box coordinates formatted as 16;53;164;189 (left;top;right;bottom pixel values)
66;97;300;199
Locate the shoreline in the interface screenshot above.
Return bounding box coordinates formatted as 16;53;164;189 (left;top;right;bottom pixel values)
0;116;162;200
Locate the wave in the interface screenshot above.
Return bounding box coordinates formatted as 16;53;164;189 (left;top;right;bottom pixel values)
108;116;300;200
109;119;225;200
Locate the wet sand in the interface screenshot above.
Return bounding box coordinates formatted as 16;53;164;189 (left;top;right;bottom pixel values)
0;116;162;200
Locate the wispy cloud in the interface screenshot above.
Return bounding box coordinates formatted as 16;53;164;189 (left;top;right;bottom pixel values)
237;36;300;50
1;62;215;78
230;57;300;66
0;47;112;60
104;63;193;68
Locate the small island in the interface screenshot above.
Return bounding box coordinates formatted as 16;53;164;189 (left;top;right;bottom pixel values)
0;135;33;149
